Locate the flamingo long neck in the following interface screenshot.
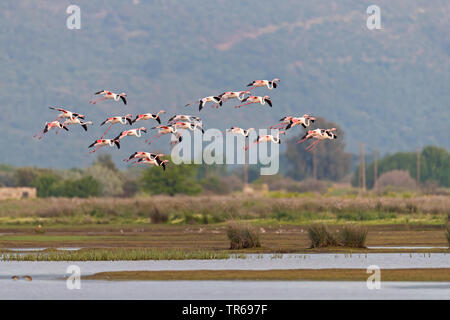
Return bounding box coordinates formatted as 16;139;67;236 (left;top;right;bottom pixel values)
273;132;280;143
267;81;273;89
120;117;126;124
304;118;310;126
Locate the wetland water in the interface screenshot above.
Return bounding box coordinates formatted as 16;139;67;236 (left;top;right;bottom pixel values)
1;253;449;299
1;280;449;300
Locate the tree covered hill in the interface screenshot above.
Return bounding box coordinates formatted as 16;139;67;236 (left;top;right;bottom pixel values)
0;0;449;168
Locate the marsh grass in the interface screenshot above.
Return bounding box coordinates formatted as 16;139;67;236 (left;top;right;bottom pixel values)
148;206;168;224
307;224;338;248
0;248;231;261
226;221;261;249
340;225;368;248
307;224;368;248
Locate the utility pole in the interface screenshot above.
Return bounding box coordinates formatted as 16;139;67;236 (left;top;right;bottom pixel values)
243;144;248;187
243;161;248;187
313;149;317;180
359;143;366;191
373;148;378;187
416;148;420;186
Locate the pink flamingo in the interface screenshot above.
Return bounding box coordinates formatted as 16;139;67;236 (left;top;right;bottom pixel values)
234;95;272;108
90;90;127;105
247;78;280;91
88;139;120;154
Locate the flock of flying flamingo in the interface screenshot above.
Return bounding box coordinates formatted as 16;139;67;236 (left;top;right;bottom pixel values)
34;78;337;171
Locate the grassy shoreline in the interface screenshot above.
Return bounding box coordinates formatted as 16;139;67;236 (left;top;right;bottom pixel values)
82;268;450;282
1;246;449;261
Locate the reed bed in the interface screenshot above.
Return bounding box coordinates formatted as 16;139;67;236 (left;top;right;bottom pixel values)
307;224;368;248
0;195;448;226
307;224;338;248
0;248;231;261
226;221;261;249
340;225;368;248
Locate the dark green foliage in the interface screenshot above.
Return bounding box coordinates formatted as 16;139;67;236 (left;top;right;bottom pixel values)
13;168;41;187
141;162;202;196
61;176;101;198
33;173;60;197
33;174;100;198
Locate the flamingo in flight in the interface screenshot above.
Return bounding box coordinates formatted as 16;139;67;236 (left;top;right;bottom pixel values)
99;114;133;138
298;128;337;152
136;157;169;171
227;127;255;138
49;107;85;121
167;115;201;124
218;91;250;104
271;114;316;130
146;125;183;145
90;90;127;105
173;121;204;133
132;110;166;124
88;139;120;153
124;152;164;163
185;96;222;111
34;121;69;140
114;127;147;141
245;130;285;150
61;118;93;132
247;78;280;91
235;95;272;108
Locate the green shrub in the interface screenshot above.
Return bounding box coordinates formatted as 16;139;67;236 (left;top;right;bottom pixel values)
141;162;202;196
226;221;261;249
307;224;338;248
33;174;100;198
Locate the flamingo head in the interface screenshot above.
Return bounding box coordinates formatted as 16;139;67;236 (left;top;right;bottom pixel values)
140;127;147;133
120;92;127;97
273;78;280;83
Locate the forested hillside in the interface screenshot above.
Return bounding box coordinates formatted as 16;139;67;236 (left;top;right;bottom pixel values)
1;0;449;168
